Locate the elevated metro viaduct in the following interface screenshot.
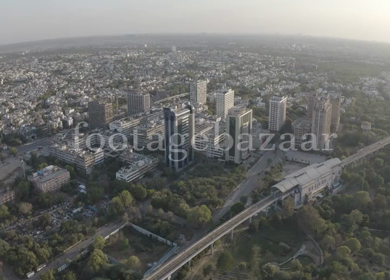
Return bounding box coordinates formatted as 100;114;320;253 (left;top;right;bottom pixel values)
144;136;390;280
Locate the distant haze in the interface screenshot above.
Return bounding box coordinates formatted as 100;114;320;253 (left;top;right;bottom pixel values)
1;0;390;45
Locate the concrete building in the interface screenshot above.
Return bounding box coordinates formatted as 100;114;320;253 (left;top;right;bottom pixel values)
28;165;70;193
109;110;163;137
330;96;342;133
216;88;234;120
127;92;151;116
306;91;319;121
272;158;342;208
268;96;287;132
88;100;113;129
194;123;226;159
116;150;158;183
163;104;195;171
49;144;104;174
292;119;312;147
0;189;15;204
312;95;332;150
190;80;207;105
225;107;253;164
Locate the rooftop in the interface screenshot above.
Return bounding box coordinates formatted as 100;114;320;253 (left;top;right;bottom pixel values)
29;165;69;184
272;158;341;193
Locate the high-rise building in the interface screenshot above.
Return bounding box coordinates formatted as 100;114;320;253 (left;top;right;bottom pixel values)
306;91;319;121
163;104;195;171
312;95;332;150
268;96;287;132
216;88;234;120
88;100;113;129
127;92;151;116
330;96;342;133
292;119;312;147
225;107;253;164
190;80;207;104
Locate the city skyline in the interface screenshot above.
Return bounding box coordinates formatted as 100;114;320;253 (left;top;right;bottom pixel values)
1;0;390;45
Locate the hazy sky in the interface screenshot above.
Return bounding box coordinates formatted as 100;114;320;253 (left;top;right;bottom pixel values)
1;0;390;44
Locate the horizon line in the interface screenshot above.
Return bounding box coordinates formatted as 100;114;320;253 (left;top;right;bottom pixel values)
1;32;389;49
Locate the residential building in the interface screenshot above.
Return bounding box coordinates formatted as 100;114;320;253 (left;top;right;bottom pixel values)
28;165;70;193
268;96;287;132
330;96;342;133
116;149;158;183
163;104;195;171
306;91;319;121
311;95;332;150
0;189;15;204
292;119;311;147
127;92;151;116
88;100;113;129
190;80;207;104
216;88;234;120
225;107;253;164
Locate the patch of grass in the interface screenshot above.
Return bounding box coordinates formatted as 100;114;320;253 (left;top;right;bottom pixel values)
231;221;304;263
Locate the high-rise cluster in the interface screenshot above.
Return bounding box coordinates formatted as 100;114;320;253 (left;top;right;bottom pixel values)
293;91;341;150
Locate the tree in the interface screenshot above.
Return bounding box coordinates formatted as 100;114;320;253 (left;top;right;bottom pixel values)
337;246;351;258
41;213;52;227
127;256;141;270
38;163;48;170
283;197;295;217
217;252;234;272
63;271;77;280
345;238;361;254
131;185;148;201
187;205;212;228
354;191;371;208
18;202;33;215
0;205;10;220
203;264;215;278
110;197;125;216
10;147;18;156
374;194;387;212
41;269;56;280
240;195;248;205
122;212;129;223
321;235;336;251
250;246;262;279
86;249;108;274
291;259;303;271
119;190;134;208
65;165;77;180
0;239;10;257
93;236;106;250
0;153;7;162
297;206;327;235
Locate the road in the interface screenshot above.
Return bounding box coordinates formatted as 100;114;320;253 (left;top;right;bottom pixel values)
29;221;125;280
16;139;49;154
214;150;284;221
